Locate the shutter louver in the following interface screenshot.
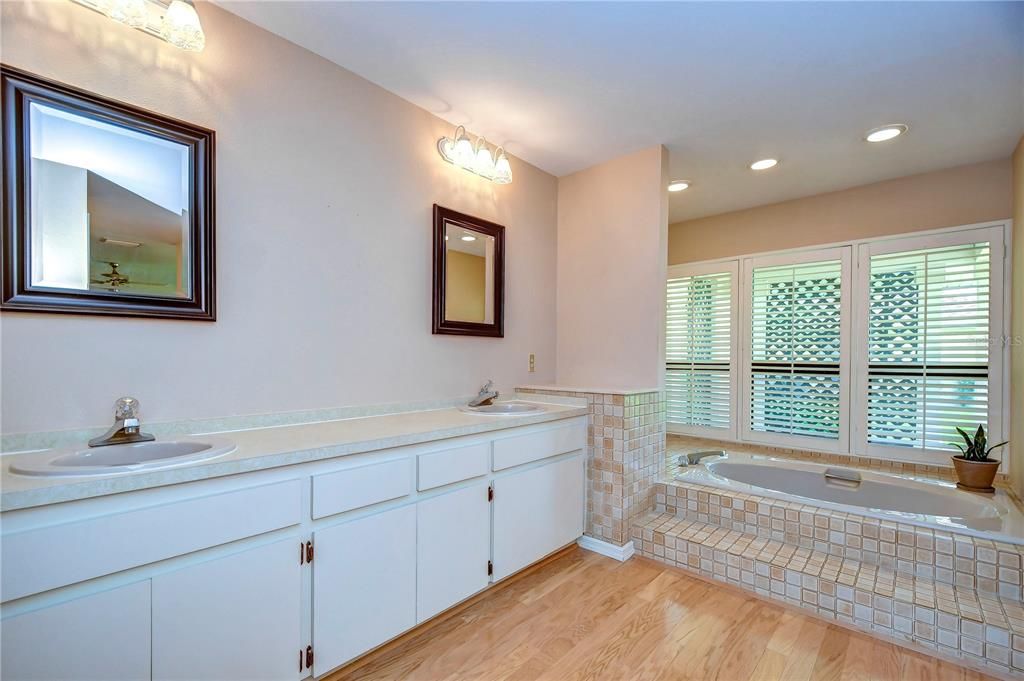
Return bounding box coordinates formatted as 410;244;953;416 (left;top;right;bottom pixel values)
666;271;732;431
749;259;843;440
867;242;991;451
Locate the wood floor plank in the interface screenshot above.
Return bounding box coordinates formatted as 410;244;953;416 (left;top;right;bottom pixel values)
530;571;708;681
840;630;902;681
323;547;999;681
648;587;757;681
809;625;852;681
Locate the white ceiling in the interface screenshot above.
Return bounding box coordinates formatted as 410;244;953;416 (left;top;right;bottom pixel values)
219;1;1024;223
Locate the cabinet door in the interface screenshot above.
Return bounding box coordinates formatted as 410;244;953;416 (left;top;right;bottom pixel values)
152;538;301;681
492;453;584;580
417;482;490;622
313;504;416;676
1;580;150;681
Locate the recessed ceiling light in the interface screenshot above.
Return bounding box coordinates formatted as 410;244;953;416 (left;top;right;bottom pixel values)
461;234;477;242
865;124;908;143
667;181;690;192
750;159;778;171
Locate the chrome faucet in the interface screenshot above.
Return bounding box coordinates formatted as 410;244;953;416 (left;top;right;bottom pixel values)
468;380;500;407
677;450;725;467
88;397;155;448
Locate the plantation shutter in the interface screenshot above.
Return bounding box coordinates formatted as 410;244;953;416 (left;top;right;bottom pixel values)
665;269;734;433
748;257;844;441
867;241;992;451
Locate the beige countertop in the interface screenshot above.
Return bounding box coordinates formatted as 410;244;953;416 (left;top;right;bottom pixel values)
0;398;587;512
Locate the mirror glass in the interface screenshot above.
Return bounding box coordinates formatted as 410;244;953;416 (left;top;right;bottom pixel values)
444;220;495;324
27;102;191;298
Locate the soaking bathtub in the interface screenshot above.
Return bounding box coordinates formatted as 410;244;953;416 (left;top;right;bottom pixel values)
673;451;1024;541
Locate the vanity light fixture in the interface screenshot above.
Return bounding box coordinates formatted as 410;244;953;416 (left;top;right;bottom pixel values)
667;180;690;192
69;0;206;51
437;125;513;184
750;158;779;171
865;124;908;143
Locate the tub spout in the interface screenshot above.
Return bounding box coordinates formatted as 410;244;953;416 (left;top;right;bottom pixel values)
678;450;725;467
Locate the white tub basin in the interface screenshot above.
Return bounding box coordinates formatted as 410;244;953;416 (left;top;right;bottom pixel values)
459;402;546;415
8;438;236;477
674;452;1014;535
706;460;999;520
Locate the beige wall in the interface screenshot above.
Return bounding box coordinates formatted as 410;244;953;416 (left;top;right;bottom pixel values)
669;159;1013;264
444;251;486;322
555;145;669;390
0;1;559;434
1012;138;1024;498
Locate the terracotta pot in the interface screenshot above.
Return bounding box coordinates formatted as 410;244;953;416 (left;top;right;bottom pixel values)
951;456;999;493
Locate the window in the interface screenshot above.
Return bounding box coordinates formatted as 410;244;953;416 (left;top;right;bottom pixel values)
741;248;851;451
665;223;1008;461
665;262;737;438
855;226;1006;458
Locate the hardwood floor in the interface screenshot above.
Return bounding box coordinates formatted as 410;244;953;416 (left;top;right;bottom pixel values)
326;547;996;681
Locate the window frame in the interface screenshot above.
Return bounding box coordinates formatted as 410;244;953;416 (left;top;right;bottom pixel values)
665;259;740;440
739;246;853;454
851;224;1008;466
664;219;1012;467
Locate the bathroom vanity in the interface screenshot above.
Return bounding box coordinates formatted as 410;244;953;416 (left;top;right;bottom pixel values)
0;401;587;680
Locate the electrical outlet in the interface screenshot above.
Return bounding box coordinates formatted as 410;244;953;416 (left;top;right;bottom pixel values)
528;353;536;372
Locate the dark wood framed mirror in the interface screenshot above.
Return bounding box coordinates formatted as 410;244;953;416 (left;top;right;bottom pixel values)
1;65;215;320
432;204;504;337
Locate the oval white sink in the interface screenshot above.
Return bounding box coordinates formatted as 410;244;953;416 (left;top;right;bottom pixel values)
459;402;546;415
8;438;236;477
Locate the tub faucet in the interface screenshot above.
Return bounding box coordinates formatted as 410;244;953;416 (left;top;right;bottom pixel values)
468;380;499;407
88;397;155;448
678;450;725;467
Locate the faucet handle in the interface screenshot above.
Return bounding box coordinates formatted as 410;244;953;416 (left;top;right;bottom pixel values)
480;380;494;394
114;396;140;420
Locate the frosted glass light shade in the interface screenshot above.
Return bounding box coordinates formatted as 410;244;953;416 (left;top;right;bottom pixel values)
475;146;495;177
453;137;475;168
493;153;512;184
160;0;206;51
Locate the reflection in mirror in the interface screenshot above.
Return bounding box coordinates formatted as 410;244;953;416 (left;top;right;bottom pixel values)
432;204;504;337
444;220;495;324
28;102;191;298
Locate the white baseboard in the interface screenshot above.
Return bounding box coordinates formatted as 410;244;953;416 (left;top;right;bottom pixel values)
577;535;635;562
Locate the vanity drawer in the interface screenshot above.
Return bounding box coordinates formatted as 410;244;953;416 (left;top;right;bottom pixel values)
2;479;302;602
417;443;490;491
492;421;587;471
312;458;412;519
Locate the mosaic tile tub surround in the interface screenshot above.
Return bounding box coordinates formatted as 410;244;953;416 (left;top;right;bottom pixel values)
518;387;666;546
637;477;1024;678
653;481;1024;600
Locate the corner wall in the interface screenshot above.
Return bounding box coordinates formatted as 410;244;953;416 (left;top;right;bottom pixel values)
1012;138;1024;498
0;1;559;434
555;146;669;389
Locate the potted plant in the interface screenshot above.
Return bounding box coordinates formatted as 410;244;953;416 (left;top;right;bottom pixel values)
950;425;1008;493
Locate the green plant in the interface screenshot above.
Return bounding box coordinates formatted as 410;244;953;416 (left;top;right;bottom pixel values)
952;425;1008;462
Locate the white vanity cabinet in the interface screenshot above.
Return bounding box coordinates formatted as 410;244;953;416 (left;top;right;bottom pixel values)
312;504;417;676
152;538;302;681
416;481;492;622
492;453;585;580
0;411;587;681
1;580;151;681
